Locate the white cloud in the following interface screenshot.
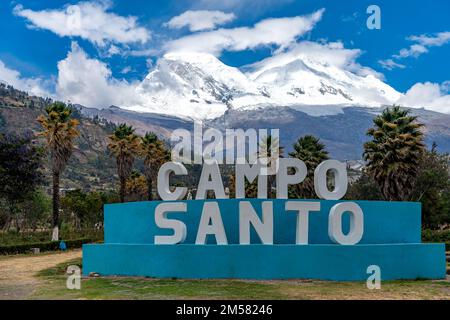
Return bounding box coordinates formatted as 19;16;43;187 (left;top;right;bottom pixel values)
393;44;428;59
13;1;150;47
441;80;450;92
120;66;132;74
398;81;450;113
378;59;406;70
408;32;450;47
341;12;359;23
165;10;236;32
380;31;450;66
248;40;384;80
106;44;121;56
56;42;139;108
0;60;52;97
7;5;450;116
379;31;450;72
165;9;325;55
191;0;294;15
127;48;160;57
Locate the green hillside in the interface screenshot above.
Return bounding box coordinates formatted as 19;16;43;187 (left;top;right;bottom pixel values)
0;83;118;191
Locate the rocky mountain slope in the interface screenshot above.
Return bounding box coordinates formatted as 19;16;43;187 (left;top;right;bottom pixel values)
0;83;118;190
81;103;450;160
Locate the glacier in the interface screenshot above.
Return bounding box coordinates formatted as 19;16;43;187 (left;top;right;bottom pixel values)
122;50;403;120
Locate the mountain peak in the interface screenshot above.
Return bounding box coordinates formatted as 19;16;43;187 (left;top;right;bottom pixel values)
124;51;403;120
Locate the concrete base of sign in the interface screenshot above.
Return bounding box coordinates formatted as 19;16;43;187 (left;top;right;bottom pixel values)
82;243;446;281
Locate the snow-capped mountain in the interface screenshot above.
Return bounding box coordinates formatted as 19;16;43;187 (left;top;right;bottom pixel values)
77;51;450;159
124;51;403;120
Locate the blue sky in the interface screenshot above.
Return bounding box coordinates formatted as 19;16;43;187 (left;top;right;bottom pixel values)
0;0;449;111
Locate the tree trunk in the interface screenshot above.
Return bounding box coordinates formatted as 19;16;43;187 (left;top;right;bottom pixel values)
147;177;153;201
52;171;60;241
120;176;126;203
268;175;274;198
4;214;12;231
14;212;21;233
9;201;20;233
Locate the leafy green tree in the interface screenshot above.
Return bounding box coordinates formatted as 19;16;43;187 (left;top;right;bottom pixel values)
37;102;80;240
289;135;329;199
61;189;108;230
227;171;260;198
0;132;44;231
20;189;51;231
107;124;141;203
410;144;450;228
364;106;425;201
0;198;8;230
349;144;450;229
126;170;148;202
345;171;383;201
140;132;170;200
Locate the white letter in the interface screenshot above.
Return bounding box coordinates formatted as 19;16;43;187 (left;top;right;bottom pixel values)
171;129;192;164
314;160;348;200
366;265;381;289
154;202;187;244
328;202;364;245
194;121;203;164
235;161;267;199
239;201;273;244
366;5;381;30
66;265;81;290
258;129;280;176
157;162;188;200
195;202;228;245
276;158;307;199
196;161;226;199
285;201;321;244
225;129;258;165
203;128;223;165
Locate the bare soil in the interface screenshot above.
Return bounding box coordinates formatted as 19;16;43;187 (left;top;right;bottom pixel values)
0;250;82;299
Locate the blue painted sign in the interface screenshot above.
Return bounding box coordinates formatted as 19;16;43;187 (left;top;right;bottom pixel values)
83;198;446;281
102;199;422;245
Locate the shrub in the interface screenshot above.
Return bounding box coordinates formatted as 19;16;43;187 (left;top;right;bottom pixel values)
422;229;450;251
0;238;101;255
0;229;103;246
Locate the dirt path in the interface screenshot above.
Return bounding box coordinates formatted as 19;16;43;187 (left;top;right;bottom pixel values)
0;250;82;300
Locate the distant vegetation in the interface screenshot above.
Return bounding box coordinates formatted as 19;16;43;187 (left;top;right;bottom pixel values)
0;85;449;247
347;106;450;229
0;82;118;191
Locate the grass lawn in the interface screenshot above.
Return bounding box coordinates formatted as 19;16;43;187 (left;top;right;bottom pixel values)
32;258;450;300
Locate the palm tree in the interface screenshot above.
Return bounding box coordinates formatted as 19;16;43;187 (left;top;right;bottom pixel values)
289;135;329;198
140;132;170;200
108;124;141;203
37;102;79;241
125;170;148;202
364;105;425;201
258;135;284;198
